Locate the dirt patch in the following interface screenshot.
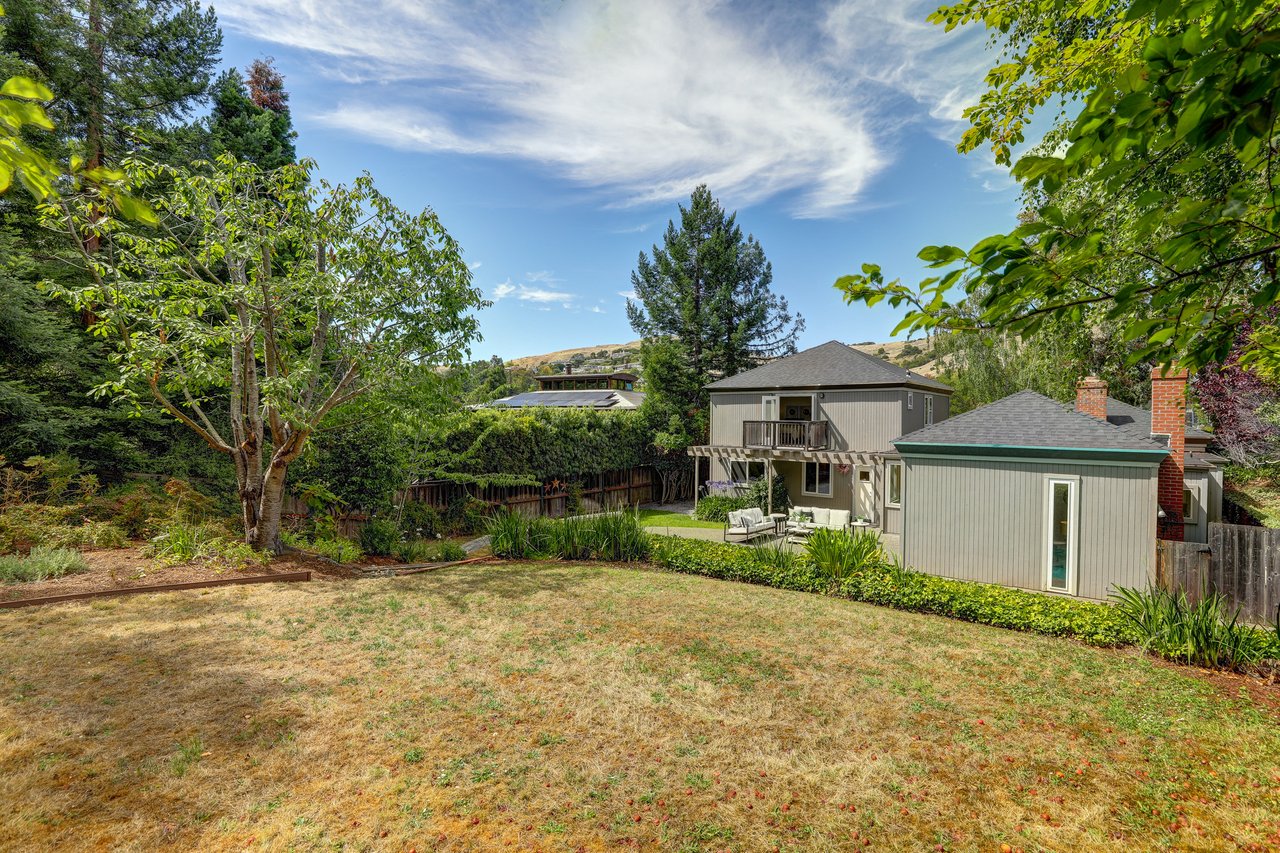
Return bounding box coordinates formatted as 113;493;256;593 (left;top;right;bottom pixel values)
0;546;357;603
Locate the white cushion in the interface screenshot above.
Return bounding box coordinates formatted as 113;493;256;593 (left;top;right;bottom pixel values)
742;507;765;525
811;507;831;526
829;509;851;528
726;510;743;528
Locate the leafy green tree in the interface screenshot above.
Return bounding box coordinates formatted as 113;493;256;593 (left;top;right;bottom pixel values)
208;59;296;170
451;355;536;405
48;155;486;552
837;0;1280;378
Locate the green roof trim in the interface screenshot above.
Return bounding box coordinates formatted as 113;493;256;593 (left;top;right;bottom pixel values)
893;441;1168;463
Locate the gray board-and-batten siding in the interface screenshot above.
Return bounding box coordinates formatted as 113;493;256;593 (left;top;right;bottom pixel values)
899;453;1160;601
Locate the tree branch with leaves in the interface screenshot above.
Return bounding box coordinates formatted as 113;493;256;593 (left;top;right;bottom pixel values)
44;154;487;552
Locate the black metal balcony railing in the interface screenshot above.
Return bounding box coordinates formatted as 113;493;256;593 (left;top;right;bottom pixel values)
742;420;829;450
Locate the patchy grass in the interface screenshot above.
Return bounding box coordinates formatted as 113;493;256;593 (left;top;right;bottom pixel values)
638;509;724;530
1;563;1279;851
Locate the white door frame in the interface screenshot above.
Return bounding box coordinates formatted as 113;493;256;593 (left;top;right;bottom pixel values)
1043;476;1080;595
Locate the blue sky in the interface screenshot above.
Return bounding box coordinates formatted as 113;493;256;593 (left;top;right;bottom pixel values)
215;0;1024;361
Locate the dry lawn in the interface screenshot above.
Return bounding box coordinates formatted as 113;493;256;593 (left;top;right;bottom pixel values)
2;562;1279;852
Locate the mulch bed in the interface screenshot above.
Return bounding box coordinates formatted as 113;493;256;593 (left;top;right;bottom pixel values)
0;546;358;603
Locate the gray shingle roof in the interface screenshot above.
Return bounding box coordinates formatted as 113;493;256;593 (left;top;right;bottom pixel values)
1105;398;1212;443
705;340;952;392
894;390;1166;453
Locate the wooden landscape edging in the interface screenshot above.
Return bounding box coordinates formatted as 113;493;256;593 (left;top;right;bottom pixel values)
0;570;312;610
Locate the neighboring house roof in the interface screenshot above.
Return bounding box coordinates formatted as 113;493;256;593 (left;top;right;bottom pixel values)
894;390;1167;460
705;340;952;393
486;389;646;410
1104;398;1212;444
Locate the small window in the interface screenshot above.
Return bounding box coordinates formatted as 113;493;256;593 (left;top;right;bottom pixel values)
858;470;871;482
924;395;934;425
803;462;832;496
907;391;914;410
1183;487;1199;524
886;462;903;508
730;460;765;483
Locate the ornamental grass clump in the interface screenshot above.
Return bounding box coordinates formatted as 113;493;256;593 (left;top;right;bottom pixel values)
1112;584;1277;670
487;508;554;559
586;510;649;562
803;528;884;583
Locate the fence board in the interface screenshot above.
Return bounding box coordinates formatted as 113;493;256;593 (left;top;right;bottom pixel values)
1157;523;1280;626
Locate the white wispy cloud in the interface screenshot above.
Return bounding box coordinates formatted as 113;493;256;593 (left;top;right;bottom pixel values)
617;290;638;300
492;273;574;307
218;0;1007;217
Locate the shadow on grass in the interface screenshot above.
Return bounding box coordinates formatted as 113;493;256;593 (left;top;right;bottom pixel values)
0;601;299;847
411;560;604;611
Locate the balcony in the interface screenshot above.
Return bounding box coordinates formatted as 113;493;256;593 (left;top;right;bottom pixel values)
742;420;829;451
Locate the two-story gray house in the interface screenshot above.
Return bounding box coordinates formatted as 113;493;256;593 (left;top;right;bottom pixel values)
690;341;1224;601
688;340;952;548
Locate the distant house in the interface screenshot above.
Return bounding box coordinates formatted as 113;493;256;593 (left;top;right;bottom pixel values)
690;340;1222;601
487;367;645;410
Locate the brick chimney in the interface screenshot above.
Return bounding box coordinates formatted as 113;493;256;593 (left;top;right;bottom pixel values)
1076;375;1109;420
1151;365;1188;541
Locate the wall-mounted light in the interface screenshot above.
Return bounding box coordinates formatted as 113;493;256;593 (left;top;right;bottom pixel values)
818;392;825;399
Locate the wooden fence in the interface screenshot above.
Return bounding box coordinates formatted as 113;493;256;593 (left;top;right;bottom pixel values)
284;466;656;536
1155;522;1280;625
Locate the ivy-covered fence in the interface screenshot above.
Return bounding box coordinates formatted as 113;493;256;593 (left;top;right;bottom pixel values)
406;407;664;518
403;467;655;518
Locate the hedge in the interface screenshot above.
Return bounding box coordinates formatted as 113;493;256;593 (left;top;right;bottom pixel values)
649;536;1138;647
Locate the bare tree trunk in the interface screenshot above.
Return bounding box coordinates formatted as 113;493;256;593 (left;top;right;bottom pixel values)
253;462;289;554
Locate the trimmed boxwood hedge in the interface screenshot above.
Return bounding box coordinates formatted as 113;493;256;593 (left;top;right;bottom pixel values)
649;536;1138;647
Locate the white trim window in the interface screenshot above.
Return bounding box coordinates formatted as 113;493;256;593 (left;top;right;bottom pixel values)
803;462;833;496
1182;484;1201;525
924;395;934;425
886;461;903;508
1043;477;1079;594
907;391;914;410
730;460;766;483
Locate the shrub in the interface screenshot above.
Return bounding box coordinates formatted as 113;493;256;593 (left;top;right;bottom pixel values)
548;513;593;561
650;536;827;594
1112;585;1277;669
0;505;127;554
436;541;467;562
308;537;363;564
649;536;1135;647
393;538;436;563
751;539;801;574
490;510;649;562
0;546;90;583
693;495;752;523
145;522;223;565
398;501;442;539
83;481;170;538
803;528;883;582
55;520;128;551
694;475;789;522
359;516;401;557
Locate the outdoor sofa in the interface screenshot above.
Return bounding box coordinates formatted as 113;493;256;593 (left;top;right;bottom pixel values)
724;507;777;542
786;506;853;535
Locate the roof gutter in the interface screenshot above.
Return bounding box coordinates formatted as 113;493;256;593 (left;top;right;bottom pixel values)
893;441;1168;464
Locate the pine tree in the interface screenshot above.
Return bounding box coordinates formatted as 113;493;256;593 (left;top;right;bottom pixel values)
627;184;802;384
209;58;296;169
0;0;222;168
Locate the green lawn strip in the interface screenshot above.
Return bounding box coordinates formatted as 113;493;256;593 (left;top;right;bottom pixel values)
636;509;724;530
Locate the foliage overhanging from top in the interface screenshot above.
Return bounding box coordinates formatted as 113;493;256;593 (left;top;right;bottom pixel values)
836;0;1280;378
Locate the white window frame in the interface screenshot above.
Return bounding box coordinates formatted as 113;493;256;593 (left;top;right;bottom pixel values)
886;461;903;508
1043;476;1080;596
924;395;934;425
1182;483;1202;526
761;394;780;421
803;462;833;497
907;390;914;410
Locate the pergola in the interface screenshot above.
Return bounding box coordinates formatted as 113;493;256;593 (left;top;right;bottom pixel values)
685;445;885;518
